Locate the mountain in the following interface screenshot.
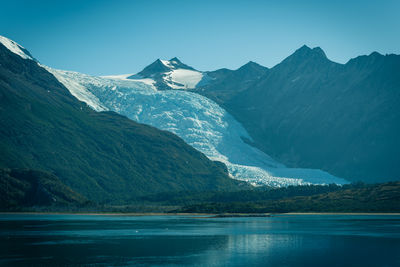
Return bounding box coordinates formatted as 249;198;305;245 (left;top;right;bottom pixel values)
115;57;206;90
195;60;269;104
196;45;400;183
0;36;242;205
48;63;347;186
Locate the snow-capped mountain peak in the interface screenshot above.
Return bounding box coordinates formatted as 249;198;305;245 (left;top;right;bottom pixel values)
123;57;204;90
0;35;34;60
131;59;171;78
160;57;195;70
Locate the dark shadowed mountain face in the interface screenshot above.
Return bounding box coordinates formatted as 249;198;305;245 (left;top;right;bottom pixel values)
0;43;242;204
132;57;195;78
0;168;88;210
195;61;269;104
196;46;400;183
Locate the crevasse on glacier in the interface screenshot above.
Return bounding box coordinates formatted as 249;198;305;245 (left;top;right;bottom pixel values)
47;67;348;187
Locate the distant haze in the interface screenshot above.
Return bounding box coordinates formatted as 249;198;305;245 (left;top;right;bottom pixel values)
1;0;399;75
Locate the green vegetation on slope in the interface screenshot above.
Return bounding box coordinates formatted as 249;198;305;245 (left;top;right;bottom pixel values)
0;168;88;210
176;182;400;213
0;43;242;205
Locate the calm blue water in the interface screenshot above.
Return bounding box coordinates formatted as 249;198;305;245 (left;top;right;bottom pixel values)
0;214;399;266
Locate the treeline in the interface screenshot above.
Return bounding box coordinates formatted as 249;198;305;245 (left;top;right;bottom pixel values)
0;168;90;211
2;167;399;214
137;182;366;206
173;182;400;213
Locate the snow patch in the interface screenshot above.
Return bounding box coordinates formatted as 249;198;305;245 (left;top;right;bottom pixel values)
101;73;134;79
127;78;156;88
102;74;156;89
161;59;173;68
164;69;203;89
0;35;32;60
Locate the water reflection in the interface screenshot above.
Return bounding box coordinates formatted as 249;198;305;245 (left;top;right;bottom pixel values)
0;214;399;266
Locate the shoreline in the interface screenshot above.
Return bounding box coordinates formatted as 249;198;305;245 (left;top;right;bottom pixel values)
1;212;400;216
281;212;400;216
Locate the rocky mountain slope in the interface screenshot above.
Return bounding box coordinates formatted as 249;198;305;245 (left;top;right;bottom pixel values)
0;36;241;204
195;46;400;183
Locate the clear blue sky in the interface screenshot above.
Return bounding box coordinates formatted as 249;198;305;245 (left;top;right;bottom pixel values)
1;0;399;75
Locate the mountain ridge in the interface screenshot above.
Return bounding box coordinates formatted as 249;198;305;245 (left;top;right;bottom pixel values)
3;34;397;185
43;40;400;184
0;37;243;205
194;46;400;183
126;57;202;90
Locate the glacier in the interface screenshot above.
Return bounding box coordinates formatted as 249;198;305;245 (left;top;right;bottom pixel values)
46;67;349;187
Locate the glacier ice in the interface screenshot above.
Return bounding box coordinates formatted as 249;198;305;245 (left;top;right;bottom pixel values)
46;67;349;187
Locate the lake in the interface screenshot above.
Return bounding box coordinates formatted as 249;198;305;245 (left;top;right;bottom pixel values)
0;214;399;266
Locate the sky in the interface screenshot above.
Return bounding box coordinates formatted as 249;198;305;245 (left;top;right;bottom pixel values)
1;0;399;75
